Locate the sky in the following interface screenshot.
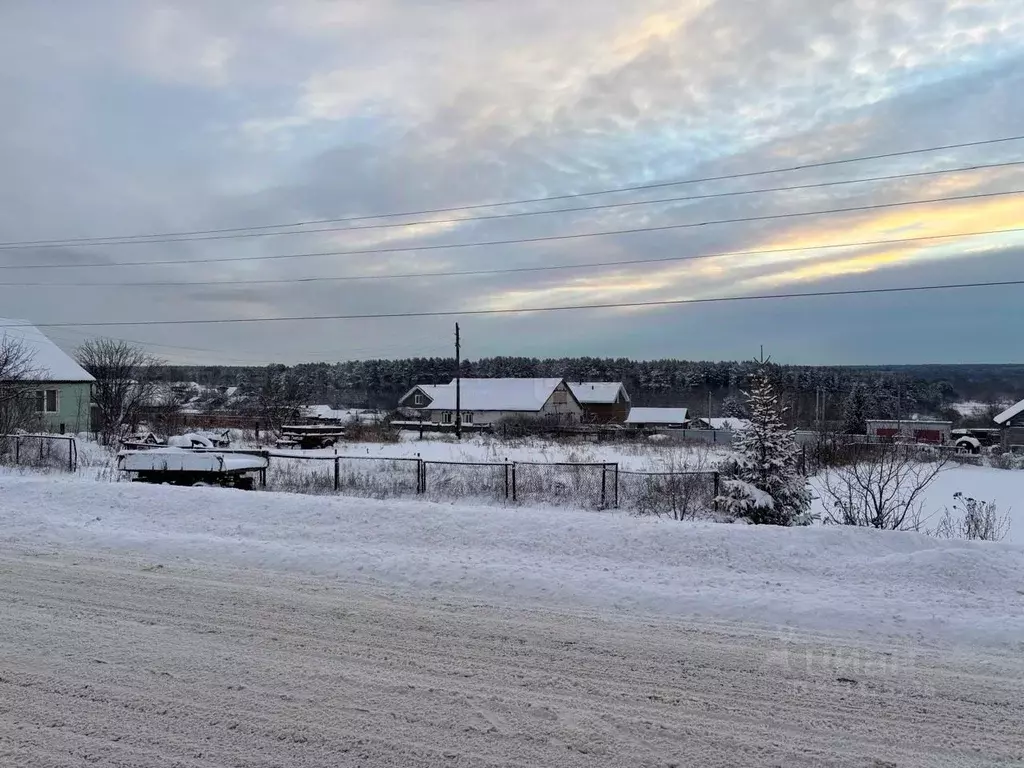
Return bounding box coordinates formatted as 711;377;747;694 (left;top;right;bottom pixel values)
1;0;1023;367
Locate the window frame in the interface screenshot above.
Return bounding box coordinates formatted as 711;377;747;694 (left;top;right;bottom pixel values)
34;388;60;414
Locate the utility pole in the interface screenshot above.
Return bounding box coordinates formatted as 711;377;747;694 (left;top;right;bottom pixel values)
455;322;462;440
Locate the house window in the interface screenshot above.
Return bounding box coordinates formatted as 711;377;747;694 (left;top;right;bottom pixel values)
35;389;59;413
414;393;424;406
552;388;568;404
441;411;453;424
463;412;473;424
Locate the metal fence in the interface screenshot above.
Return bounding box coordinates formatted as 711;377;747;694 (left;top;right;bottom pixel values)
109;444;722;516
0;434;78;473
265;452;421;498
617;469;720;520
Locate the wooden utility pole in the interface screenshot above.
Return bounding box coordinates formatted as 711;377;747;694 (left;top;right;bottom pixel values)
455;323;462;440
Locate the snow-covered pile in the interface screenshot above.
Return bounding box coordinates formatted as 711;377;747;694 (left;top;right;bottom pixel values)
1;475;1021;649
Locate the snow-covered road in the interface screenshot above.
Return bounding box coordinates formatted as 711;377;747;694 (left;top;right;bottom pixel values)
2;549;1022;767
1;475;1022;765
1;475;1022;648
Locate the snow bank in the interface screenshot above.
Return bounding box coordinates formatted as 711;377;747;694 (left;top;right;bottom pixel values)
1;475;1021;649
811;464;1024;545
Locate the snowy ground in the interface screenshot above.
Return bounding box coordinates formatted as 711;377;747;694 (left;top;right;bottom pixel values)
2;474;1021;649
5;549;1022;767
2;474;1023;765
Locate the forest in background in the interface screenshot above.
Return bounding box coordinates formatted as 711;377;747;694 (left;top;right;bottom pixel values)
156;358;1024;429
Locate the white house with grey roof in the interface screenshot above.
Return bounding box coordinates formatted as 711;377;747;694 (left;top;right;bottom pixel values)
398;378;583;426
1;319;94;433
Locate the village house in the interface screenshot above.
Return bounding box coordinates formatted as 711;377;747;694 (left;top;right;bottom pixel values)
567;382;631;424
0;319;94;434
398;378;583;427
993;398;1024;452
624;407;689;429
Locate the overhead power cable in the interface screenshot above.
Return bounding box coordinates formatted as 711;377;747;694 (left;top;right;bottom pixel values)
2;226;1020;288
0;280;1019;329
2;188;1022;271
2;135;1022;249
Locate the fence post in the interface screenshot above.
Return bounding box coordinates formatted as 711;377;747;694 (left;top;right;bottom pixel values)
600;464;607;508
14;436;19;465
614;463;619;508
713;471;720;511
511;462;517;502
68;438;73;473
504;462;509;500
420;461;427;494
334;457;340;491
39;438;44;460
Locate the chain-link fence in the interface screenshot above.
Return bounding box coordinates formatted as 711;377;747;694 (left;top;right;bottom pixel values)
512;461;617;508
0;434;78;473
617;470;719;520
265;454;421;498
422;460;511;502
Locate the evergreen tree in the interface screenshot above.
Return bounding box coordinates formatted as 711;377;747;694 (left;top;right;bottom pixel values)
841;385;868;434
721;395;749;419
717;364;812;526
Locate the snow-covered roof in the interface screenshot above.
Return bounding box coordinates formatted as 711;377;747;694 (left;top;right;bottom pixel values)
994;398;1024;426
407;378;568;412
0;319;94;382
568;382;630;404
699;417;752;430
625;407;689;425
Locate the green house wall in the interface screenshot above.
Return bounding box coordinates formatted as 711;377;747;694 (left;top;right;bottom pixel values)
30;381;92;434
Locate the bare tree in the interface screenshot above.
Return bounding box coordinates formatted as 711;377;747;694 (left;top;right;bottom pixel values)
0;334;39;438
818;444;948;531
77;339;163;445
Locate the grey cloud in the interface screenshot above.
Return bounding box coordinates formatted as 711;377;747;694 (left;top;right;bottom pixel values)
1;0;1022;365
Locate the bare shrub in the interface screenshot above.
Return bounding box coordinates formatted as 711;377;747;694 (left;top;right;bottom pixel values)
624;444;719;521
932;493;1011;542
991;452;1024;471
344;419;400;443
0;334;38;440
818;444;948;531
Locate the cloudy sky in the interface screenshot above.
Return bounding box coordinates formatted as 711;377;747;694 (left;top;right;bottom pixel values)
1;0;1022;366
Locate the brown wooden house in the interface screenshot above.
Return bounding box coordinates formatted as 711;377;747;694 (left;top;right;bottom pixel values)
994;398;1024;452
567;382;631;424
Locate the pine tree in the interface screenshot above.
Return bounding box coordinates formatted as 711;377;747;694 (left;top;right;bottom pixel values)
841;385;867;434
721;394;749;419
718;364;812;526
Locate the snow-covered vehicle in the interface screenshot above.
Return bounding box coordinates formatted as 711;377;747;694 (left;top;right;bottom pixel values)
118;448;267;489
951;428;1001;454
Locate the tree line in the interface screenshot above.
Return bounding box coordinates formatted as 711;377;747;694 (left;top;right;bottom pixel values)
157;356;1022;429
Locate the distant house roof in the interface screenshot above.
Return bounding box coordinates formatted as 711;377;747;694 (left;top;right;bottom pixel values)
625;407;689;425
697;417;752;430
0;319;94;383
567;382;630;404
301;404;351;421
403;378;571;412
993;399;1024;425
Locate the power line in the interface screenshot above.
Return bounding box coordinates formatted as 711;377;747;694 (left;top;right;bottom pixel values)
3;188;1022;272
2;279;1020;328
4;134;1019;249
3;226;1021;288
3;154;1023;250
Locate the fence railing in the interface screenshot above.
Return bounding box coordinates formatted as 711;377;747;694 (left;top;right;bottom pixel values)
0;434;78;473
